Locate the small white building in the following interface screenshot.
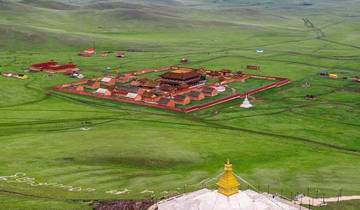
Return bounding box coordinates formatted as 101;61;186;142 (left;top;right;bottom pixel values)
240;96;253;109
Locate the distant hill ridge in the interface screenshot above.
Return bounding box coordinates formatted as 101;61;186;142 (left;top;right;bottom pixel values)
19;0;80;10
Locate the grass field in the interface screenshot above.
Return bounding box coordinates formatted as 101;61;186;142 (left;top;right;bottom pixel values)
1;0;360;209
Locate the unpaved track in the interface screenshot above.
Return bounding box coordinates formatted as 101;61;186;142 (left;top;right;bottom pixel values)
295;195;360;206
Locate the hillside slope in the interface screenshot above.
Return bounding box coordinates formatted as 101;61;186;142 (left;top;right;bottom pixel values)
1;1;360;210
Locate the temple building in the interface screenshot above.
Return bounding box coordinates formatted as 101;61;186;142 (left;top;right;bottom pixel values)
160;68;202;86
29;60;79;74
153;160;307;210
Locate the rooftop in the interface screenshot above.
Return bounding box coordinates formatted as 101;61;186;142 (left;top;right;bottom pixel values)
174;95;187;101
188;91;202;97
158;98;171;105
116;85;140;94
161;69;201;81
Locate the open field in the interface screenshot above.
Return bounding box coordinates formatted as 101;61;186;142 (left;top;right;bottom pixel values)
1;0;360;209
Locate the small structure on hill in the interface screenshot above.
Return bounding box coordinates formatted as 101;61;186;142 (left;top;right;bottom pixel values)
319;70;329;76
154;160;306;210
1;72;28;80
305;94;316;100
256;48;264;53
302;81;311;88
79;48;96;57
329;74;338;79
1;72;13;77
70;72;84;79
302;0;313;6
180;58;188;64
352;76;360;83
101;51;110;57
246;65;260;71
240;96;253;109
15;73;28;80
116;51;125;58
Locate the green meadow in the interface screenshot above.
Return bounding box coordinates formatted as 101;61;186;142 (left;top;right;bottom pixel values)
0;0;360;209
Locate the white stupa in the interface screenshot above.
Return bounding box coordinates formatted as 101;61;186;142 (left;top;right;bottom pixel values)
153;161;307;210
240;96;253;108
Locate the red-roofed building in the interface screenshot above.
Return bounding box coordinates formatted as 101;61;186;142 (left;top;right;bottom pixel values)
116;51;125;58
233;73;250;82
116;73;132;83
115;85;144;95
112;88;128;97
29;60;79;74
101;77;116;87
174;95;191;105
188;91;205;101
85;80;100;90
142;91;161;103
29;60;57;72
160;68;202;86
158;97;175;108
247;65;260;71
202;87;218;97
68;85;84;92
95;88;112;96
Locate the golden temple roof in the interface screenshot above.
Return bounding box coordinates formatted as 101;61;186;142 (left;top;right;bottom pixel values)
216;160;240;197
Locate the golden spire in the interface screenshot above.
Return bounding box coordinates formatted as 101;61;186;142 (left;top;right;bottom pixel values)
216;160;240;197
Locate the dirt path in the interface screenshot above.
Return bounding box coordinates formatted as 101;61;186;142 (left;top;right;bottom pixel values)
295;195;360;206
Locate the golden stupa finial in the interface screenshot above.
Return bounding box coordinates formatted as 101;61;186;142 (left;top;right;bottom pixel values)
216;160;240;197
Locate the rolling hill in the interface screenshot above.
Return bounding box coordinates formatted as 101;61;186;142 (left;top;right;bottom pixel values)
1;0;360;210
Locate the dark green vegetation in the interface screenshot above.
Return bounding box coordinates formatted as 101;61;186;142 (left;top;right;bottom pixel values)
0;0;360;209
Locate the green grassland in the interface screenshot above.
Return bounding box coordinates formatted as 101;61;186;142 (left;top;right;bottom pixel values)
0;0;360;209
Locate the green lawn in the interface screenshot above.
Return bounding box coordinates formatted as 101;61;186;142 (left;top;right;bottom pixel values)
1;0;360;209
227;78;275;93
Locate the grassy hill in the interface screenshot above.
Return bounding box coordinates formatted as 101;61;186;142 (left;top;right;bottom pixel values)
1;0;360;209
